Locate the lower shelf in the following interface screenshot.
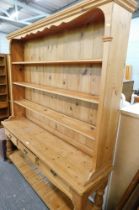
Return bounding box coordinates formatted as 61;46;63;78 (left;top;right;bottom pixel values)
0;113;9;120
10;151;73;210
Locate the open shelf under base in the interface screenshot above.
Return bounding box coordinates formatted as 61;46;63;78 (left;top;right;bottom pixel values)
10;151;73;210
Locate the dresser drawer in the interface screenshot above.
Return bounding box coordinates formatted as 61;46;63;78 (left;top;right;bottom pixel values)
36;158;72;199
17;141;37;164
5;129;17;146
17;141;71;199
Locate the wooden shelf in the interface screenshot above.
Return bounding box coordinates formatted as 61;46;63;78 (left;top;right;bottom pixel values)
0;92;7;96
0;54;9;123
14;99;96;140
0;114;9;120
12;59;102;65
13;82;99;104
3;117;93;189
3;0;136;209
0;102;8;109
10;151;73;210
0;83;7;86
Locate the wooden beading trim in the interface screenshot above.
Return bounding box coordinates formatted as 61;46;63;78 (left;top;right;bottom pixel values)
7;0;136;40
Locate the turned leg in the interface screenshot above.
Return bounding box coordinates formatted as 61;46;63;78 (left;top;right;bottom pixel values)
6;139;13;159
93;180;108;210
72;191;88;210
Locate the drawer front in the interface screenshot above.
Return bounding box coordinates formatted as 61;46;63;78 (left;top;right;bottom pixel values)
5;129;17;146
17;141;37;164
37;159;71;199
17;141;71;199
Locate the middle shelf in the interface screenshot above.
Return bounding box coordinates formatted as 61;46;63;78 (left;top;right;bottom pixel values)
12;59;102;65
13;82;99;104
14;99;96;141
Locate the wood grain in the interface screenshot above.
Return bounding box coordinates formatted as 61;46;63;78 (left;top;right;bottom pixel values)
3;0;136;209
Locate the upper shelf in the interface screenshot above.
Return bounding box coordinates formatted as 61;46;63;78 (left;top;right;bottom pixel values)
12;59;102;65
13;82;99;104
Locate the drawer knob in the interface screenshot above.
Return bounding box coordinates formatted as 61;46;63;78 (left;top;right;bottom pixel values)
35;157;39;165
23;149;28;155
50;169;57;177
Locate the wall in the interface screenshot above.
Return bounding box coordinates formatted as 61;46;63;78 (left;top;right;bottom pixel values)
105;18;139;209
0;33;9;54
106;111;139;210
126;17;139;90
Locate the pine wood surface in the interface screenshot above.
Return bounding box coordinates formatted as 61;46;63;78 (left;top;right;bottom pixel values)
0;92;8;96
0;102;8;109
12;59;102;65
13;82;99;104
0;114;9;120
3;0;136;209
7;0;136;40
10;150;96;210
3;118;94;190
0;54;9;123
14;99;96;141
10;151;73;210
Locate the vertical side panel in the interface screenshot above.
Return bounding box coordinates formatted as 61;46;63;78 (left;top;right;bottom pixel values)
11;40;25;117
96;3;132;169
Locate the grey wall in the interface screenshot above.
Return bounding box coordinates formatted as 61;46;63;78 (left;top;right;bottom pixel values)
106;112;139;210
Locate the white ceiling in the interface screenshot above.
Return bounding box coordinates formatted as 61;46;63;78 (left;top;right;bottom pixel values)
0;0;81;34
0;0;138;34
